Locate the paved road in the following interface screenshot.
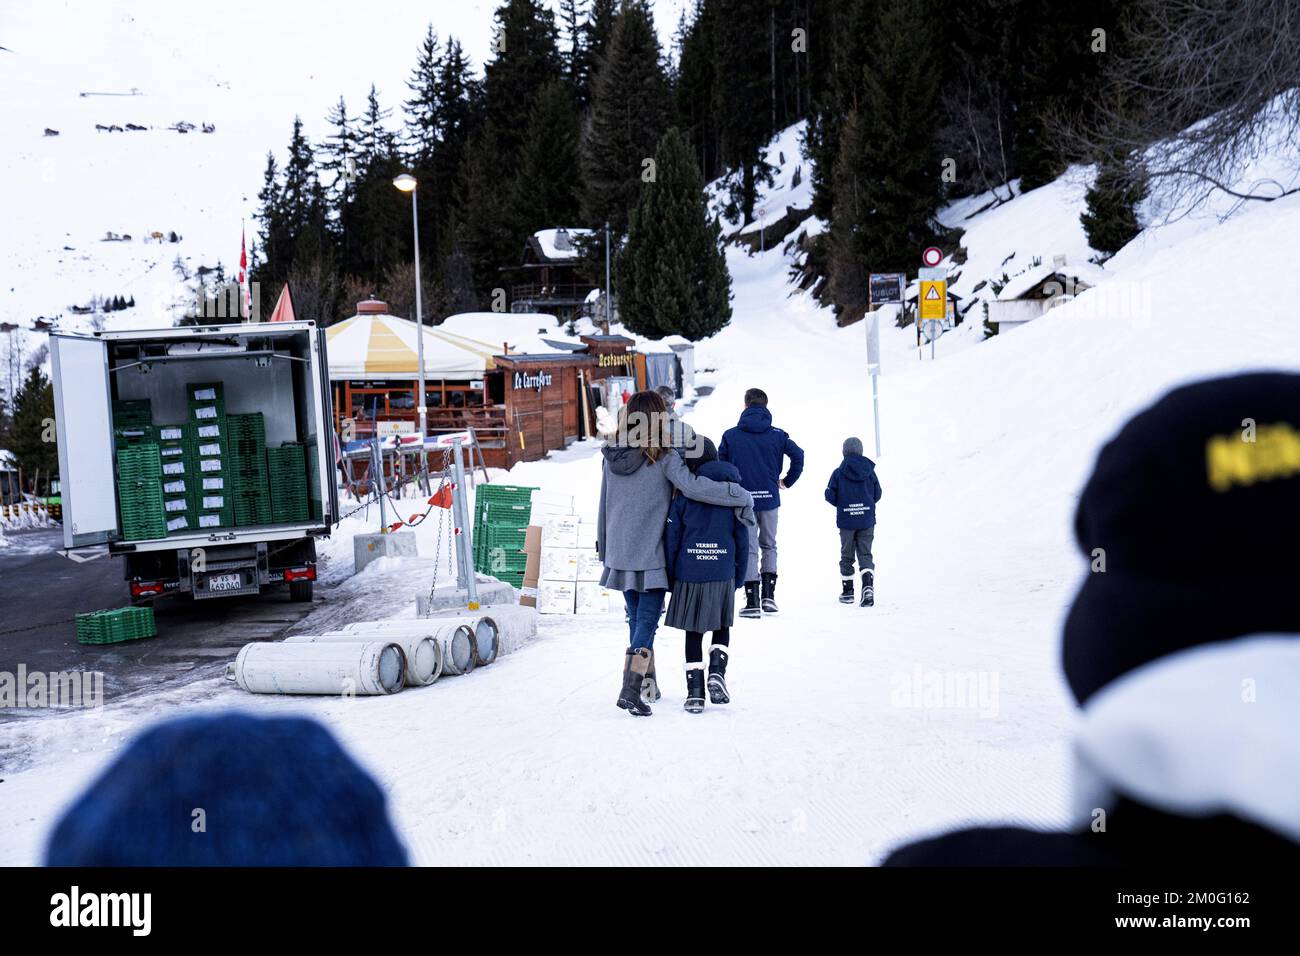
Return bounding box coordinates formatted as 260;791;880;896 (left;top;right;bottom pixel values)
0;529;320;720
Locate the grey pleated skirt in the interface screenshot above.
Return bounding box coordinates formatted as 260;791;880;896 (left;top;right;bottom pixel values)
600;566;670;592
665;579;735;633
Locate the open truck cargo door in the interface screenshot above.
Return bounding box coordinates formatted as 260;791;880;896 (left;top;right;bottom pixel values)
50;333;119;548
316;327;340;525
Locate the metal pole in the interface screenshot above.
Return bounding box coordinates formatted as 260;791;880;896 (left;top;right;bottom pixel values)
371;436;386;532
411;187;429;494
603;221;611;334
871;371;882;458
451;437;478;605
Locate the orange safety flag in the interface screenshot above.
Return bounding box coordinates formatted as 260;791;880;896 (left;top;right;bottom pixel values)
268;283;297;323
429;485;454;509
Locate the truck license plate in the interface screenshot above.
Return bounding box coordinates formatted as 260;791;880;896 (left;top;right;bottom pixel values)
207;572;242;592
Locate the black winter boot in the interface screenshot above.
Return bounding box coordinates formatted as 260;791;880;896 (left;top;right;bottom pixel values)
617;648;653;716
839;575;855;604
740;581;762;618
707;644;730;705
761;572;779;613
860;570;874;607
684;664;706;713
642;648;662;703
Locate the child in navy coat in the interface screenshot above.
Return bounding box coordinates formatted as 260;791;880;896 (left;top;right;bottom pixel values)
824;437;882;606
665;437;751;713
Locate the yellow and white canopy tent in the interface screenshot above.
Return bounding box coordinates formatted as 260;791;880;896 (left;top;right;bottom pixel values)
324;300;577;380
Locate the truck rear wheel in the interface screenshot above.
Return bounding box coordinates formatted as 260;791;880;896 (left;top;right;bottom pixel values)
289;579;314;603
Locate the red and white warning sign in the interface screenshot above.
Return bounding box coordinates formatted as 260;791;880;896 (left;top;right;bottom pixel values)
921;246;943;267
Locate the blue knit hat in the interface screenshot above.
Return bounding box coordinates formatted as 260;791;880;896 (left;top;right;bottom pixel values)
44;712;408;866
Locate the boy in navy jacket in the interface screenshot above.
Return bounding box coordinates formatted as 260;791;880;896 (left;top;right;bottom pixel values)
719;388;804;617
824;437;882;606
665;438;751;712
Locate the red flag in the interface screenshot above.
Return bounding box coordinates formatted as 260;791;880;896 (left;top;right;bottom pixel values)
237;226;250;319
268;283;296;323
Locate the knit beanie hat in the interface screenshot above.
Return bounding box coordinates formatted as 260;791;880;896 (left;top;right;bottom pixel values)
685;435;718;472
44;712;409;866
843;437;864;457
1063;372;1300;703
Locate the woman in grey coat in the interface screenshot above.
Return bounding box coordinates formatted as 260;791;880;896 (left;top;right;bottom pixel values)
597;390;754;717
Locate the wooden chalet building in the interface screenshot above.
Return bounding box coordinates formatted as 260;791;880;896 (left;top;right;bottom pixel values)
508;228;598;322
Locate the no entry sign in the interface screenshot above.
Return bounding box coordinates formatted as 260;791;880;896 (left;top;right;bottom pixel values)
921;246;943;267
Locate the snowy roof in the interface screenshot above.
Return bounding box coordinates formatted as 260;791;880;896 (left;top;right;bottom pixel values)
0;449;14;470
531;228;594;262
324;308;579;381
996;260;1107;301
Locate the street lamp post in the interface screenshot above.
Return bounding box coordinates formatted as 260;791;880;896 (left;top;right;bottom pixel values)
603;221;611;335
393;173;428;490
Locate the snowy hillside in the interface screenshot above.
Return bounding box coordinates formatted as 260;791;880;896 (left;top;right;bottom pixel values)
0;0;687;336
4;110;1299;865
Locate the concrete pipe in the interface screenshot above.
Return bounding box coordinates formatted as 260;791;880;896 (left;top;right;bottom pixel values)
285;631;443;687
425;605;537;658
227;640;406;696
342;620;476;676
417;615;499;666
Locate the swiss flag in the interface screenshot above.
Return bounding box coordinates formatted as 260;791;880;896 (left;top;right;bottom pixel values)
268;283;296;323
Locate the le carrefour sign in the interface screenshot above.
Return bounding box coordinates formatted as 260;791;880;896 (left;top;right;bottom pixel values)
513;370;554;392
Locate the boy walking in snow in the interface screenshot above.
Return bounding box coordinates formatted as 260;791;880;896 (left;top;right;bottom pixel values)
825;437;882;606
719;388;804;617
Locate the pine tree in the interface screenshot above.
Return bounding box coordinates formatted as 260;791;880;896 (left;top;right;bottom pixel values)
581;0;669;235
482;0;563;172
404;24;442;165
583;0;619;80
456;122;518;304
558;0;588;101
674;0;719;180
833;0;942;291
253;152;288;285
429;38;481;261
1080;153;1145;255
616;127;732;340
9;365;57;483
513;79;582;231
712;0;775;223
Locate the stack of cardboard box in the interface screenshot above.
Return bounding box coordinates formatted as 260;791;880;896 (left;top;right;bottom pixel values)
519;490;614;615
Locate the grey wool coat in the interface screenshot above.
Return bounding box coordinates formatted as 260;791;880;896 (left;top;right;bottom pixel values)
597;446;755;591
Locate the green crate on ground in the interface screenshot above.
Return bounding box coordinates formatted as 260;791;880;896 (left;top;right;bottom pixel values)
76;606;157;645
471;484;536;577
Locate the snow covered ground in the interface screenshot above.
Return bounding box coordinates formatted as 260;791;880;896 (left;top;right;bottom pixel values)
6;143;1300;863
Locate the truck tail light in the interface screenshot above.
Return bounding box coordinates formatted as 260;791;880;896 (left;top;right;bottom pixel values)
131;580;163;597
283;566;316;582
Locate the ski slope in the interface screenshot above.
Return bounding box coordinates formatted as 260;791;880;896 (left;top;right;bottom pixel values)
5;137;1299;863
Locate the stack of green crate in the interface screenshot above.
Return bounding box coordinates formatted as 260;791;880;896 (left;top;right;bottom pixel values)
186;383;234;530
472;484;536;587
227;412;271;526
76;606;156;645
267;442;309;523
117;444;167;541
155;423;192;534
112;398;155;449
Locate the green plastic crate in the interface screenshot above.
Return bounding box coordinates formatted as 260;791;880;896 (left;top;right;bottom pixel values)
76;606;157;645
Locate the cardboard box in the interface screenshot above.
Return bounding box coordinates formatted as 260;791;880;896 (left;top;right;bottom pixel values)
531;489;575;514
576;521;598;549
576;549;604;582
540;547;581;581
540;515;580;548
537;579;576;614
520;525;542;608
575;582;615;615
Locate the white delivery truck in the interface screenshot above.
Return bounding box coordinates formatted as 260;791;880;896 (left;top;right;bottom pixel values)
50;321;340;603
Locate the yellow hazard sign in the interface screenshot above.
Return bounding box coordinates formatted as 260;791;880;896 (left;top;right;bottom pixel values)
919;280;947;321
